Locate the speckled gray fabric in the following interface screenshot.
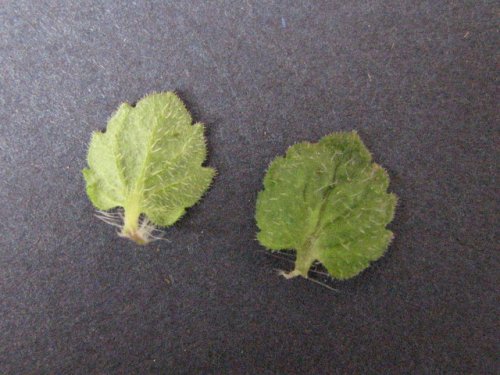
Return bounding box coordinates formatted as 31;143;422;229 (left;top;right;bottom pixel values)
0;1;497;373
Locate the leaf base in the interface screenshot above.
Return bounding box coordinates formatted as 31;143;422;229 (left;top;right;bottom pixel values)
278;269;307;279
119;216;164;245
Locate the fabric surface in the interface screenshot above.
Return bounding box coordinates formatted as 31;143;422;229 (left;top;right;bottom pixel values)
0;1;497;373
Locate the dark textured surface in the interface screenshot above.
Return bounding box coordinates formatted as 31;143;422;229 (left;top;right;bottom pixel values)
0;1;498;373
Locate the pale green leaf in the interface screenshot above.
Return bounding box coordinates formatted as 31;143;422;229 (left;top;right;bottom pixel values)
83;92;215;244
255;131;397;280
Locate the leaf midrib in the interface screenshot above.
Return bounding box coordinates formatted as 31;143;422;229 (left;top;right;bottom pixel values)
303;158;341;244
126;116;161;205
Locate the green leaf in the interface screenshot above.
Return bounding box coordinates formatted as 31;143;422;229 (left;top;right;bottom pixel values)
83;92;215;244
255;131;397;280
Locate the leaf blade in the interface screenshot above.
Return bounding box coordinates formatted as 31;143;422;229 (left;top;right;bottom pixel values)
256;131;397;280
83;92;214;244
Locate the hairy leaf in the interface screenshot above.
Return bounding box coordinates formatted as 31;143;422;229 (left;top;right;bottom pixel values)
83;92;215;244
256;131;397;280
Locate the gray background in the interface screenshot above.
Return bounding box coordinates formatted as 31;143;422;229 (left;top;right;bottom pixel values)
1;1;498;373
